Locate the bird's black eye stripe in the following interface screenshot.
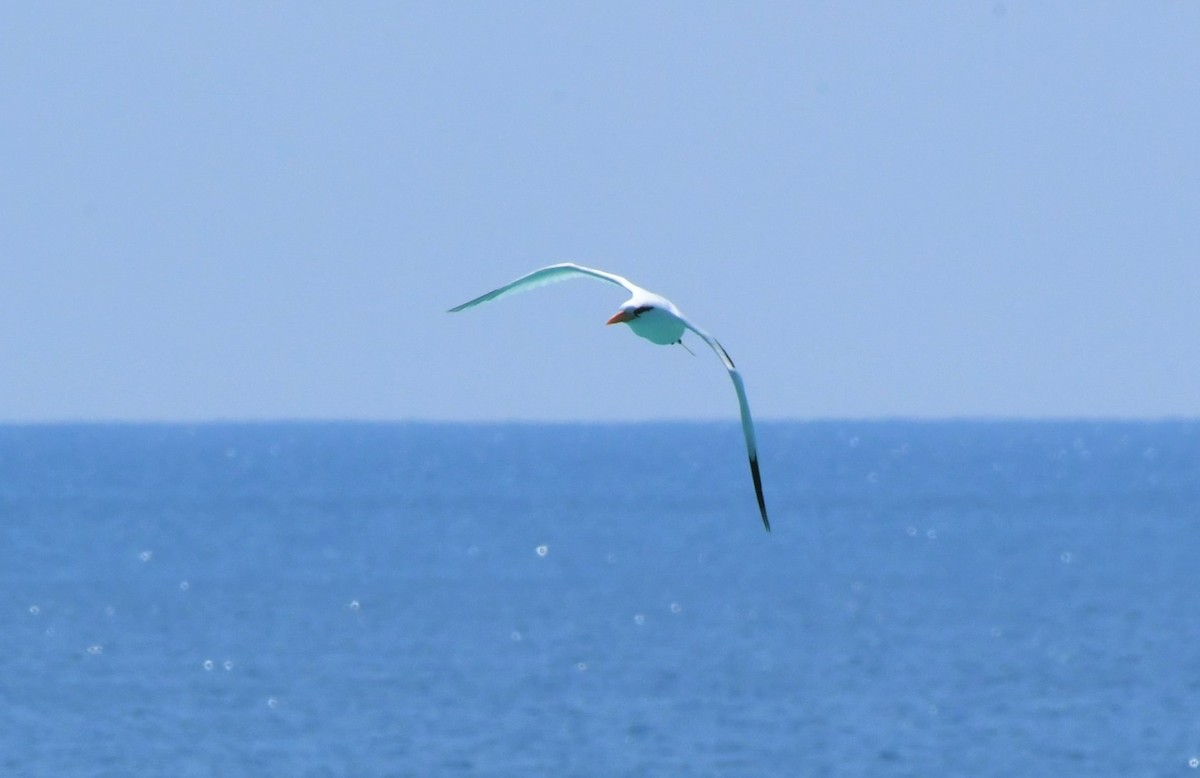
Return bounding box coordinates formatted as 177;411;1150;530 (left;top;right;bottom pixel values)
633;305;654;316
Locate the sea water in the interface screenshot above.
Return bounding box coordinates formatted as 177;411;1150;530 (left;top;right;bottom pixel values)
1;421;1197;776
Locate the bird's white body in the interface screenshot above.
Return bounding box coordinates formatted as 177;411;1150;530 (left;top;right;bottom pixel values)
622;294;685;345
449;263;770;531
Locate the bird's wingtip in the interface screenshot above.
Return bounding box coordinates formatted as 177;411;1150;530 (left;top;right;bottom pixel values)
748;456;770;533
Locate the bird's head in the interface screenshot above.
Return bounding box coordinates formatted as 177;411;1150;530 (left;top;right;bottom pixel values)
606;304;654;326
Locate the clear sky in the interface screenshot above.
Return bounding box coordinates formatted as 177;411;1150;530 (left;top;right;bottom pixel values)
3;2;1197;422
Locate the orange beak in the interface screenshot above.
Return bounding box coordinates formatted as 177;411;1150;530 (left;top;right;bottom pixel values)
606;311;634;325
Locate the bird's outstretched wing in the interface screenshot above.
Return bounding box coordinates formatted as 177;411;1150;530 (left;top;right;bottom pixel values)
681;318;771;532
448;263;638;312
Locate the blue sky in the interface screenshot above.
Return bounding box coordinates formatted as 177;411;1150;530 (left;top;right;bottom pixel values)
3;2;1197;422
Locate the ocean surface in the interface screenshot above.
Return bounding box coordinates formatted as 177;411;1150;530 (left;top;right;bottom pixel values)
1;421;1198;776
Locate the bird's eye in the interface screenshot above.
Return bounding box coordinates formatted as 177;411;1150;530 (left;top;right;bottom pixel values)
633;305;654;316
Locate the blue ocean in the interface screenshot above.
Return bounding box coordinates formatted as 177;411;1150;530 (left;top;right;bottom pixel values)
1;422;1197;776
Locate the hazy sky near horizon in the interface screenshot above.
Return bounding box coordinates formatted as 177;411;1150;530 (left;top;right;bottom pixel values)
3;2;1198;422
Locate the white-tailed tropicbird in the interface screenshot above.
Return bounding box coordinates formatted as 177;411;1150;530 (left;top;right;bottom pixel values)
449;263;771;532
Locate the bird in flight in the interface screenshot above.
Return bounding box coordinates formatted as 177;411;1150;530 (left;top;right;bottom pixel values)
449;263;770;531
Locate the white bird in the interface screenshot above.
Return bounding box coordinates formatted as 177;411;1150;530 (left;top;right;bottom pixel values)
449;263;770;531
